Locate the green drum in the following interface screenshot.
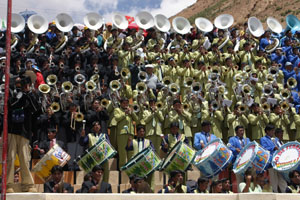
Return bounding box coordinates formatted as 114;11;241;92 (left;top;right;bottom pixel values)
121;147;161;178
160;141;196;174
76;137;117;172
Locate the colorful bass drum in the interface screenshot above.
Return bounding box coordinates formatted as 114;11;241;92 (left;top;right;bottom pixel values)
32;144;70;182
233;141;270;175
193;139;233;178
160;141;196;174
121;146;161;178
272;141;300;181
76;137;117;172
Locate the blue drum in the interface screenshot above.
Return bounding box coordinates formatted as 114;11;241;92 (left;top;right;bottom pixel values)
233;141;270;175
272;141;300;181
192;139;233;178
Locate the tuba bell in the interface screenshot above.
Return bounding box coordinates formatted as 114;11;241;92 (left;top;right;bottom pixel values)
110;80;121;92
191;82;202;93
120;68;131;80
195;17;213;33
154;14;171;32
280;88;291;100
62;81;73;93
138;71;147;82
263;85;273;96
136;82;147;94
184;77;193;88
214;14;234;30
135;11;155;30
50;102;60;112
83;12;103;30
55;13;74;32
27;14;49;34
267;17;283;34
242;84;252;95
172;17;191;35
287;77;297;89
169;83;180;96
285;15;300;32
112;12;129;30
248;17;265;37
38;84;51;94
162;76;172;86
85;80;96;92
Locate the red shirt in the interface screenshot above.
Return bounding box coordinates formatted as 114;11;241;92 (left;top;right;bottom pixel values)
35;71;45;89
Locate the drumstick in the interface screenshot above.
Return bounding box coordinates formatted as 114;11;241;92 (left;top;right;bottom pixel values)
160;134;167;145
82;120;86;130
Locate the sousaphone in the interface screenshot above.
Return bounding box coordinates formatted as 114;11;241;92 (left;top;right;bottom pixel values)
214;14;234;49
247;17;264;37
11;13;25;51
172;16;191;35
195;17;213;49
27;14;48;53
55;13;74;53
267;17;283;34
135;11;154;30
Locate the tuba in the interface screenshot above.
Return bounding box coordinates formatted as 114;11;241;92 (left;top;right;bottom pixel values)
138;71;147;82
172;17;191;35
60;81;73;112
248;17;265;37
263;85;273;97
280;88;291;100
55;13;74;52
46;74;59;96
11;14;25;50
112;12;129;30
267;17;283;34
136;82;148;105
27;15;48;53
285;15;300;32
135;11;155;30
168;83;180;96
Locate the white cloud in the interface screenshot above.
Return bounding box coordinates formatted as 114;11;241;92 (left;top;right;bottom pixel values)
0;0;196;25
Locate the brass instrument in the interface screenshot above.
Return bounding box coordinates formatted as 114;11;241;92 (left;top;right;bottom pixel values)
287;77;297;89
211;65;220;75
211;100;219;111
90;74;102;96
60;81;74;112
280;89;291;100
156;101;163;110
85;80;96;92
75;65;80;72
138;71;147;82
101;98;109;108
84;81;96;110
184;77;193;88
50;102;60;112
280;101;290;111
191;82;202;93
242;84;252;95
269;66;279;77
263;85;273;97
38;84;51;112
109;80;121;108
233;74;243;85
120;68;131;80
70;106;84;130
74;74;86;95
136;82;148;105
238;104;247;114
266;74;275;84
243;65;252;73
262;102;271;112
168;83;180;96
110;80;121;92
132;103;140;113
162;76;172;86
208;72;219;83
183;103;190;111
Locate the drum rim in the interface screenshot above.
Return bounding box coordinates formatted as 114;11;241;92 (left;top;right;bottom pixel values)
271;141;300;171
233;141;258;174
120;146;152;171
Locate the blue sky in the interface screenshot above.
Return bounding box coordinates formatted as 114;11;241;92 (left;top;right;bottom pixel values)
0;0;197;23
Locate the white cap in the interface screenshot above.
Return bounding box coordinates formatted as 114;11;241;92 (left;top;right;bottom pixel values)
0;56;6;61
145;64;154;68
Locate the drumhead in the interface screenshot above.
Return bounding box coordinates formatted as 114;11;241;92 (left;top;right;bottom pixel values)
193;139;221;164
233;142;257;174
272;141;300;172
159;141;182;170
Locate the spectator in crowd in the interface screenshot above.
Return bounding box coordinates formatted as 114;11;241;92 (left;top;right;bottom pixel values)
44;165;73;193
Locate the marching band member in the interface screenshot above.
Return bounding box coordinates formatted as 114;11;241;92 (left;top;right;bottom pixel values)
194;121;218;150
44;165;73;193
80;165;112;193
145;64;159;91
161;122;189;153
114;98;138;168
79;121;110;182
248;103;269;141
160;170;192;193
207;100;224;139
118;42;134;69
286;170;300;193
142;99;164;153
226;105;249;138
169;99;192;144
270;104;291;141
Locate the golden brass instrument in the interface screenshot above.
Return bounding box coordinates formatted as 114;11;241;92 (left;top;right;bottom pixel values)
168;83;180;96
110;80;121;92
155;101;163;110
233;74;243;84
242;84;252;95
162;76;172;86
38;84;51;94
280;88;291;100
262;102;270;112
50;102;60;112
191;82;202;93
38;84;51;112
101;98;109;108
120;68;131;80
269;66;278;77
85;80;96;92
184;77;193;88
238;104;247;114
183;103;190;111
138;71;147;82
109;80;121;108
243;65;252;73
266;74;274;84
84;81;96;110
132;103;140;113
263;85;273;97
287;77;297;89
60;81;74;112
136;82;147;94
280;101;290;111
70;106;84;130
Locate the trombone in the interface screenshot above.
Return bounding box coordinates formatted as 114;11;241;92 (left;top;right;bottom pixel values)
70;106;84;130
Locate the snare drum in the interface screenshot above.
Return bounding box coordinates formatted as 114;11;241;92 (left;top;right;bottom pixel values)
233;141;270;175
160;141;195;174
32;144;70;182
121;146;161;178
272;141;300;181
192;139;233;178
77;137;117;172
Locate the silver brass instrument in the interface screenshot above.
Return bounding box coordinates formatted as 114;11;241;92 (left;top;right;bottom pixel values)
84;80;96;111
280;88;291;100
138;71;147;82
60;81;73;112
263;85;273;97
132;103;140;113
74;74;86;95
280;101;290;111
120;68;131;81
184;77;193;88
136;82;148;105
38;84;51;112
46;74;59;97
109;80;121;108
50;102;60;112
168;83;180;96
101;98;109;108
90;74;102;96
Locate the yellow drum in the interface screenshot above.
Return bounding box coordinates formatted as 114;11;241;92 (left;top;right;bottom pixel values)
32;144;70;182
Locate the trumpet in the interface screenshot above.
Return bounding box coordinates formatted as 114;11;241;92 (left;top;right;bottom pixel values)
269;66;278;77
242;84;252;95
233;74;243;85
266;74;275;84
243;65;252;73
211;100;219;111
287;77;297;89
75;65;80;72
120;68;131;80
138;71;147;82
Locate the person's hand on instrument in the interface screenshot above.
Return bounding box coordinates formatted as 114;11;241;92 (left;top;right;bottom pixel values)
81;129;85;137
89;186;97;193
163;143;168;150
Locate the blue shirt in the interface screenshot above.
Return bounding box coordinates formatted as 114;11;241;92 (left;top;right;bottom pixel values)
270;53;286;67
194;132;218;150
259;38;271;51
260;135;276;158
228;136;251;162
